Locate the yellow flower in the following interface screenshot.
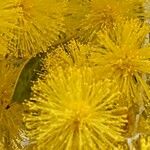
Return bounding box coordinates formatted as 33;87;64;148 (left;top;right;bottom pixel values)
0;57;26;149
0;0;20;33
44;40;91;70
80;0;146;42
8;0;66;58
139;135;150;149
90;19;150;106
0;38;8;57
0;102;23;149
64;0;89;38
111;143;129;150
0;0;21;56
126;134;150;149
24;67;127;149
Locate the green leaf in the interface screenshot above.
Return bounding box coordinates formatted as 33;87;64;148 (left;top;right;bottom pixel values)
12;54;44;103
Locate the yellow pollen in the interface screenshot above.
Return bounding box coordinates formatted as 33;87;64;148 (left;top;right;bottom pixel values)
114;54;138;74
70;101;91;127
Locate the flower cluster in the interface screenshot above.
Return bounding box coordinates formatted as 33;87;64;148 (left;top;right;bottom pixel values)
24;67;127;149
0;0;150;149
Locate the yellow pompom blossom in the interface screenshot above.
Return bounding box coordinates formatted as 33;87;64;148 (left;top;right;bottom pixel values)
8;0;66;58
138;117;150;135
143;0;150;19
139;135;150;149
111;143;129;150
64;0;89;38
0;38;8;57
136;101;150;135
0;0;20;34
44;40;91;70
90;19;150;106
24;67;127;150
0;0;21;56
0;57;27;149
0;102;23;150
80;0;146;42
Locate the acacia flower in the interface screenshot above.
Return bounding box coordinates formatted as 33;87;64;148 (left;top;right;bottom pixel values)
44;40;91;70
139;135;150;149
0;0;21;56
0;57;26;149
0;38;8;57
0;0;20;34
90;19;150;106
80;0;146;42
8;0;66;58
24;67;127;149
0;102;23;149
